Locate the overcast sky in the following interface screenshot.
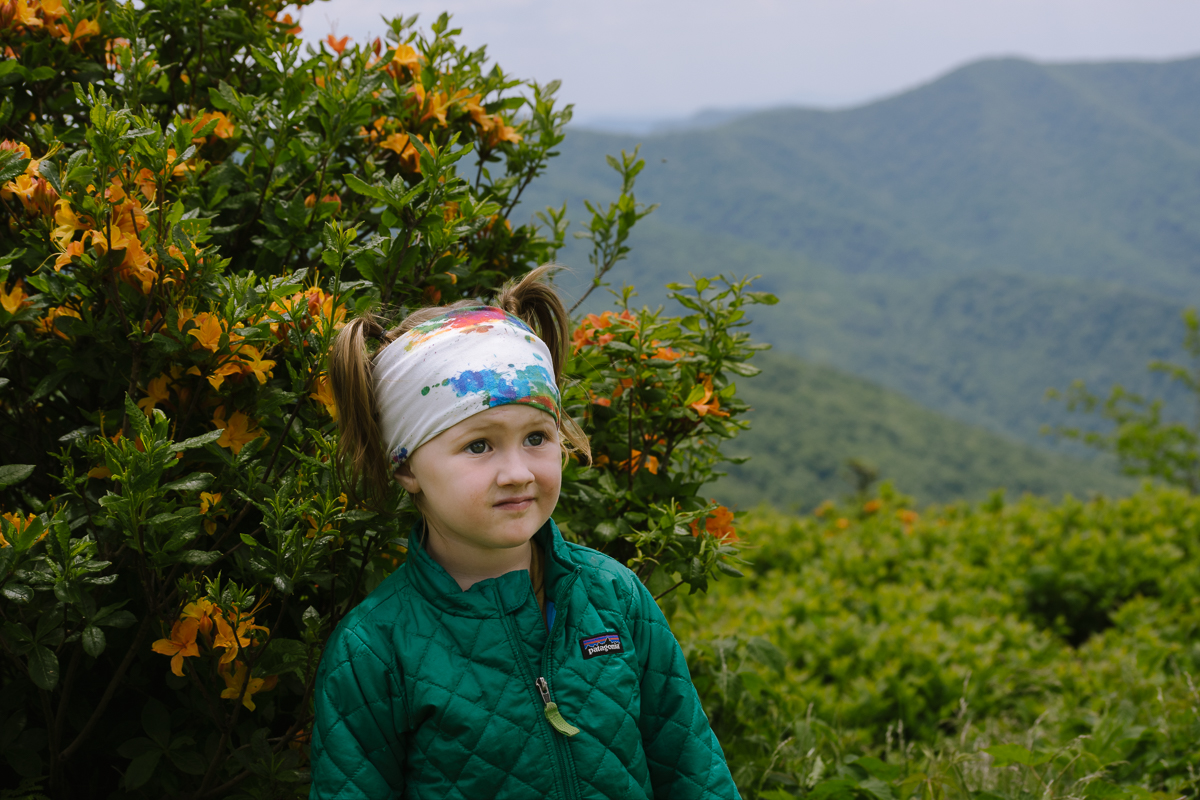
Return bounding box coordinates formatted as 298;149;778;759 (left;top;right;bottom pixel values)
298;0;1200;126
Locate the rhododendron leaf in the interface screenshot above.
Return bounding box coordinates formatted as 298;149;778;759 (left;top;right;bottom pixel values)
82;625;105;657
0;464;34;488
28;645;59;690
0;153;30;184
161;473;213;492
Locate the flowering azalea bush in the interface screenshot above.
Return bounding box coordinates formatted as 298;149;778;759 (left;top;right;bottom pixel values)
0;0;771;796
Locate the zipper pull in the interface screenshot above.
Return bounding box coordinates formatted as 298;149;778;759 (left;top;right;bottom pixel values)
535;677;579;737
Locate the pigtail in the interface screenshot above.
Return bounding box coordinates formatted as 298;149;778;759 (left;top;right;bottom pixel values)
494;265;592;463
330;313;395;509
494;265;569;382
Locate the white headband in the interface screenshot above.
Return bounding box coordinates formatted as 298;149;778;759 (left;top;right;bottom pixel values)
373;306;561;465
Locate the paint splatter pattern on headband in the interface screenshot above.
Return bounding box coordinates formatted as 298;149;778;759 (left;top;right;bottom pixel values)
401;306;534;352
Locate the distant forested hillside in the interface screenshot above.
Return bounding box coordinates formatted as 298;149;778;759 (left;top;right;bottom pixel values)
712;351;1134;512
530;55;1200;451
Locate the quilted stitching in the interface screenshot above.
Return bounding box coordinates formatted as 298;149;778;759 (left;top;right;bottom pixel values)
309;520;739;799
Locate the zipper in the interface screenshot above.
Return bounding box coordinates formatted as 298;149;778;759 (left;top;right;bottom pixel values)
537;570;581;800
536;676;580;736
500;584;578;800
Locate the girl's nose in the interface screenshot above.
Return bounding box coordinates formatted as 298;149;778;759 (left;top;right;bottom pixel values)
495;447;536;486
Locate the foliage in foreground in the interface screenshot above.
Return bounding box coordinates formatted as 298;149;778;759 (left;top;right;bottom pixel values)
0;1;771;796
673;485;1200;800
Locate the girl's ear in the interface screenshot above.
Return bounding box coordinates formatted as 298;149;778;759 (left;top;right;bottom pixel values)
393;462;420;495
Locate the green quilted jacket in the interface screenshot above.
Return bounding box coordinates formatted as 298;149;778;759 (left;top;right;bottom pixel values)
310;518;738;799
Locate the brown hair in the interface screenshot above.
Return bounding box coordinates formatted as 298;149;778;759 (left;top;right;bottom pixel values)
329;265;591;509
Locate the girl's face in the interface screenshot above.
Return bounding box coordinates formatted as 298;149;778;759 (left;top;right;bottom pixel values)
395;404;562;564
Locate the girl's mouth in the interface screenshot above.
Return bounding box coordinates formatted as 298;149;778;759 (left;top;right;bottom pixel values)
494;496;534;510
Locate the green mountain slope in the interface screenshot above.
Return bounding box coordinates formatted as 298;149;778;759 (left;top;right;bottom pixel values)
555;221;1189;445
532;56;1200;451
713;351;1135;512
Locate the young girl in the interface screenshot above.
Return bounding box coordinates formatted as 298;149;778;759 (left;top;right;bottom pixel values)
310;267;738;799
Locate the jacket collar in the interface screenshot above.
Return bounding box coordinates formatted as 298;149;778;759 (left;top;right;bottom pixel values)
405;517;578;618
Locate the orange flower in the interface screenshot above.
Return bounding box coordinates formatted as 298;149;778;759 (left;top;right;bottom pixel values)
380;132;425;173
212;612;251;664
51;199;88;248
651;346;684;361
862;499;882;515
199;491;222;515
133;168;159;201
187;312;225;352
137;374;171;416
53;239;84;271
61;17;99;45
325;34;350;55
276;12;300;35
619;449;658;475
390;42;420;74
213;408;263;455
0;281;30;314
309;373;338;420
480;114;521;148
455;91;486;125
35;305;80;339
219;660;277;711
688;376;729;418
181;598;215;636
897;509;919;525
38;0;65;18
835;517;850;530
151;618;201;677
237;345;275;384
690;505;737;542
421;91;450;126
571;310;635;352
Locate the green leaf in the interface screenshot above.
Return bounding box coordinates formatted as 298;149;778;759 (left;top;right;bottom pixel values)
124;750;162;790
170;749;207;775
0;464;34;488
983;743;1052;767
593;521;620;543
27;645;59;690
344;173;386;202
852;756;904;781
179;550;220;566
161;473;214;493
13;516;45;552
724;361;761;377
116;737;157;759
81;625;105;657
96;610;137;629
0;155;30;186
1;584;32;603
808;779;860;800
172;430;223;451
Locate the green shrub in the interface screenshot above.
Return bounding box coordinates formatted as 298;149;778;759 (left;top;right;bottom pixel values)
675;486;1200;799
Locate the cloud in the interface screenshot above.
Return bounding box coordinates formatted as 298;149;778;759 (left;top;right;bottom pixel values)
297;0;1200;119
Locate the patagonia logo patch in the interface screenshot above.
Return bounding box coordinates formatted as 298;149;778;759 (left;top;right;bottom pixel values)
580;633;624;659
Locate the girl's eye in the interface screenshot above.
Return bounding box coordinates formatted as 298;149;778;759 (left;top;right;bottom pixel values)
525;432;546;447
465;440;489;455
